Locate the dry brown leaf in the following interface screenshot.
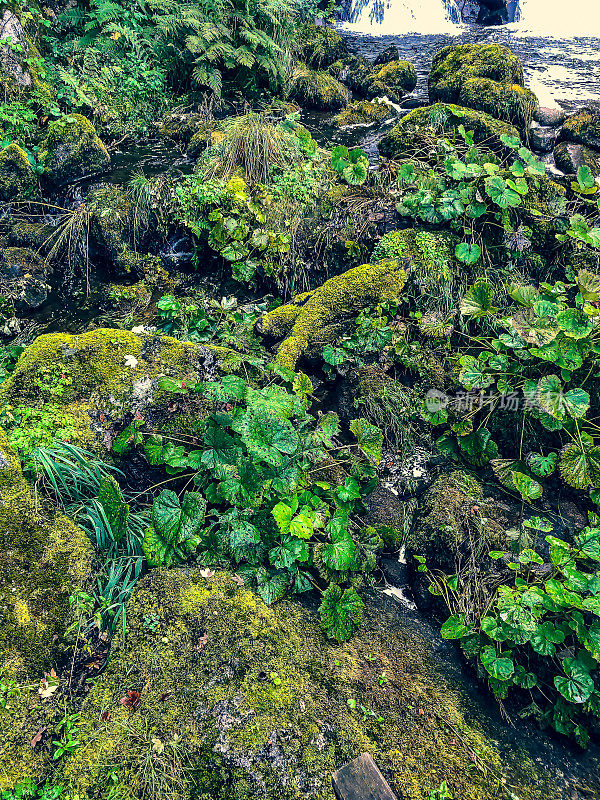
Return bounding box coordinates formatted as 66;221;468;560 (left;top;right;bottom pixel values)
31;727;46;748
231;574;244;587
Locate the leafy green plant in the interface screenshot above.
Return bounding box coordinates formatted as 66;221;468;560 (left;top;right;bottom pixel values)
52;710;82;760
331;145;369;186
0;780;64;800
435;523;600;746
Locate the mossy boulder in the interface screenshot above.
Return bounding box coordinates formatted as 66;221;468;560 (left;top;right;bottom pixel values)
371;229;461;316
518;172;567;251
40;114;110;187
298;22;346;69
8;221;58;253
378;103;520;161
554;141;600;177
57;568;577;800
333;99;394;128
0;328;236;453
87;184;148;277
559;107;600;150
290;66;351;111
157;113;207;145
0;428;93;788
362;60;417;103
0;247;51;311
0;144;36;201
428;44;537;129
259;259;408;369
408;470;504;573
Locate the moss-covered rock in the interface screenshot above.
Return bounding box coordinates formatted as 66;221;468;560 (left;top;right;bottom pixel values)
428;44;537;129
0;144;36;201
0;427;93;788
0;328;236;452
378;103;520;161
362;59;417;103
333;99;394;128
554;140;600;177
298;22;346;69
559;107;600;150
371;229;461;315
8;221;58;253
408;470;503;572
290;66;351;111
518;172;567;251
0;247;51;311
40;114;110;187
259;260;408;369
157;113;207;144
57;568;579;800
86;184;148;277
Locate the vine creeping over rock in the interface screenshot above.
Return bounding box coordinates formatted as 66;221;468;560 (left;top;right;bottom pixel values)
259;259;408;369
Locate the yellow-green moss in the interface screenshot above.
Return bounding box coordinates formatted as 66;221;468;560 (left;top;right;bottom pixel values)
57;568;580;800
363;59;417;102
518;173;567;251
379;103;520;161
559;108;600;150
333;100;393;128
8;221;58;252
40;113;110;186
298;22;346;69
0;144;36;201
157;113;206;144
428;45;536;130
0;427;93;788
290;66;351;111
260;260;407;369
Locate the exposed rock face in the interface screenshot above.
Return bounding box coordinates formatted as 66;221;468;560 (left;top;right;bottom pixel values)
530;124;558;153
0;11;32;88
373;44;399;66
534;106;567;127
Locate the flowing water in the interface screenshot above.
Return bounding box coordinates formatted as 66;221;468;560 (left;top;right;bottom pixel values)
341;0;600;111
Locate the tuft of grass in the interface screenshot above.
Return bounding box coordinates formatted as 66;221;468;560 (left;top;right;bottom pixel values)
32;441;121;504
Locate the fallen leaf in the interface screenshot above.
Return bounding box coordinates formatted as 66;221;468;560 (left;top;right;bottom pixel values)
231;574;244;587
199;568;215;579
31;727;46;748
39;670;59;699
119;690;141;711
152;737;165;754
124;355;138;369
101;710;111;722
197;633;209;651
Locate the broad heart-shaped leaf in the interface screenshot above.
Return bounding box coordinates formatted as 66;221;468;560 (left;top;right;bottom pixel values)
526;451;557;477
554;660;594;704
331;145;350;172
480;645;514;681
151;489;182;545
256;568;289;605
509;308;558;346
459;362;494;390
179;491;206;542
271;500;295;536
342;161;368;186
560;439;600;490
458;429;498;467
322;516;357;571
501;133;522;149
512;471;543;501
556;308;593;339
577;268;600;302
575;527;600;561
269;535;308;569
201;424;241;469
98;476;129;542
506;283;539;308
455;242;481;265
350;418;383;464
577;164;596;190
460;281;497;318
440;615;471;639
319;584;364;643
484;175;521;208
537;375;565;419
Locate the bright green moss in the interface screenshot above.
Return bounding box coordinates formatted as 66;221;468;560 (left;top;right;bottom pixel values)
40;114;110;186
428;45;537;129
57;568;577;800
364;59;417;102
298;22;346;69
0;144;36;201
260;260;407;369
559;108;600;150
379;103;520;161
290;66;351;111
333;100;393;128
